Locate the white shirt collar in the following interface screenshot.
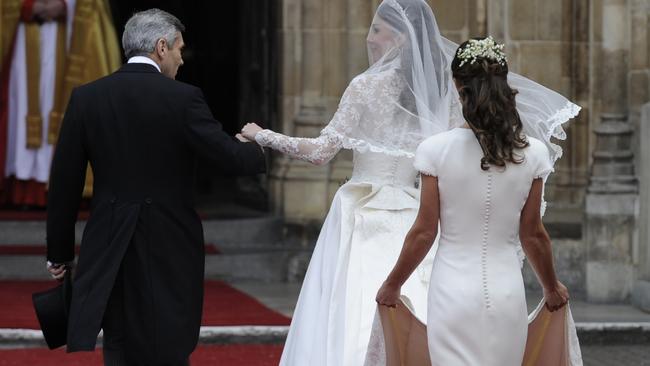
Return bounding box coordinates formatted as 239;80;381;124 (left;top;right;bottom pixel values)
127;56;161;72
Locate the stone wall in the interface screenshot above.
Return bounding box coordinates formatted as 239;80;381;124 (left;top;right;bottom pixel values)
489;0;593;221
633;103;650;310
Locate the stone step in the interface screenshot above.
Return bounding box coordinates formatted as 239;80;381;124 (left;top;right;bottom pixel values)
0;216;284;246
522;238;585;293
205;248;310;282
0;247;308;282
544;221;582;240
0;216;291;282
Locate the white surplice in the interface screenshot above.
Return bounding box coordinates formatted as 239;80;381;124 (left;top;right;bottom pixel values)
5;0;76;182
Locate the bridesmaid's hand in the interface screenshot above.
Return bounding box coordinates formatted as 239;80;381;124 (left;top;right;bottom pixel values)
376;281;401;308
33;0;67;22
544;281;569;312
241;123;263;141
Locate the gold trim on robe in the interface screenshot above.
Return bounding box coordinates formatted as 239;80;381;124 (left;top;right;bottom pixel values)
25;22;43;148
3;1;68;149
0;0;22;70
46;20;68;147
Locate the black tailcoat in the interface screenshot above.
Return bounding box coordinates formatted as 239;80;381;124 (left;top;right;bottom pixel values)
46;63;266;363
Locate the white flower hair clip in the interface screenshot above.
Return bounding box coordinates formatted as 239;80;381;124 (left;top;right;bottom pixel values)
456;36;507;68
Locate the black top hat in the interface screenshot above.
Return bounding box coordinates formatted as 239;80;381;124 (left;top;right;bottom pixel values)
32;270;72;349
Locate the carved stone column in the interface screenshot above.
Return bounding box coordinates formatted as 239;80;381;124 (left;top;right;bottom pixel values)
269;0;300;219
633;103;650;310
585;0;638;303
325;0;373;201
270;0;330;227
487;0;506;42
630;0;650;312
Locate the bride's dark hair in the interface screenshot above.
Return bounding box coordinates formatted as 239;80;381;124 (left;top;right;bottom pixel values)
451;38;529;171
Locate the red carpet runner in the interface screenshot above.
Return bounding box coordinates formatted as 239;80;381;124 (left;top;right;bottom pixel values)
0;344;283;365
0;280;290;329
0;210;90;221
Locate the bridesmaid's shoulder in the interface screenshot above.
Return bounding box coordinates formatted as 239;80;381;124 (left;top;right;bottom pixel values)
348;69;401;91
521;136;552;164
523;136;548;154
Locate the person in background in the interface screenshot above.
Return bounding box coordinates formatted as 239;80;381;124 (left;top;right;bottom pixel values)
0;0;121;208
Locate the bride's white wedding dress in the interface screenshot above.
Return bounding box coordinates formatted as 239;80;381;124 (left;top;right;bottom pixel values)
415;129;542;364
255;70;436;366
256;0;581;363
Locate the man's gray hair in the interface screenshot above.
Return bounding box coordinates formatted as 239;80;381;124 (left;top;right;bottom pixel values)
122;9;185;59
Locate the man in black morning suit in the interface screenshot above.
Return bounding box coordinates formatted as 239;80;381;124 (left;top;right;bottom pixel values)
45;9;266;365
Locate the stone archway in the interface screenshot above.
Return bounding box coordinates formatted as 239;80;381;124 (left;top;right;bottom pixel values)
110;0;278;215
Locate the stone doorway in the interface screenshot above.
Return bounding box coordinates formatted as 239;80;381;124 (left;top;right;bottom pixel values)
110;0;277;216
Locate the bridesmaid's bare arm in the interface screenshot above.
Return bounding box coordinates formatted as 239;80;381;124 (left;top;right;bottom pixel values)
376;175;440;307
519;178;569;311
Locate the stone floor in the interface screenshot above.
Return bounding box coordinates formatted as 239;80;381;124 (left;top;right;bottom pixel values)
230;281;301;317
582;345;650;365
231;280;650;323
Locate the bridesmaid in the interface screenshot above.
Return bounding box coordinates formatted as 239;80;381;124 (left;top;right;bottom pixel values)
375;37;576;365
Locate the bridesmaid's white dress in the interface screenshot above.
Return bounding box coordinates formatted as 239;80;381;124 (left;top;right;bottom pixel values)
413;128;560;365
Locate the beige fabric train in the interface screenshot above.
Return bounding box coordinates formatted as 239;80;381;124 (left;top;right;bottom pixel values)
364;296;582;366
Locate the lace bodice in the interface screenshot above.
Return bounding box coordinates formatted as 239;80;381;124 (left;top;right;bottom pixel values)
350;151;418;187
255;70;429;166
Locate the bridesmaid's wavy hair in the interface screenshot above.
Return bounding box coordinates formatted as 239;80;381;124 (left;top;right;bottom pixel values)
451;38;529;171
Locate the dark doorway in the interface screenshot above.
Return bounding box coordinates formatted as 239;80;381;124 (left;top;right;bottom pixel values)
110;0;276;216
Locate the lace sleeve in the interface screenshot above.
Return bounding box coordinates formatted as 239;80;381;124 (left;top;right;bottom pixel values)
254;129;342;166
253;79;366;165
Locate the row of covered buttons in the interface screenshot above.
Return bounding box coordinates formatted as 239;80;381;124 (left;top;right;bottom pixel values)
481;172;493;309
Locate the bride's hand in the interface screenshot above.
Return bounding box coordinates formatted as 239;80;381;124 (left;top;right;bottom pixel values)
543;281;569;312
241;123;263;141
376;281;401;308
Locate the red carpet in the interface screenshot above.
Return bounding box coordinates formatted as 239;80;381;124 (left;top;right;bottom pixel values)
0;210;90;221
0;344;283;365
0;210;208;221
0;280;289;329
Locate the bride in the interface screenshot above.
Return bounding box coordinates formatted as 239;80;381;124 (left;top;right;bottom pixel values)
374;37;582;365
242;0;579;365
241;1;449;364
